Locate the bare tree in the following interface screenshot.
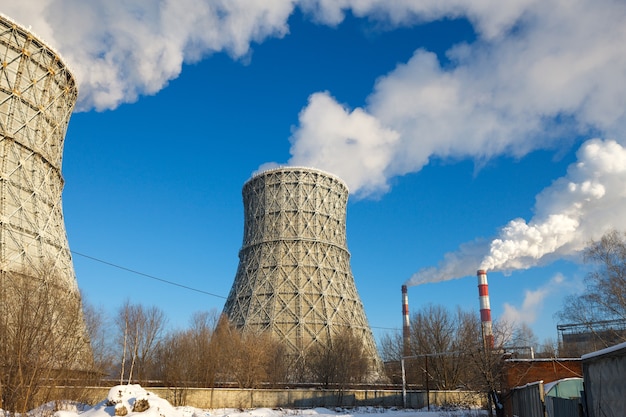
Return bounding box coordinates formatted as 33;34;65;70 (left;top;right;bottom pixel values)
454;308;485;389
457;315;509;417
397;304;509;415
153;330;191;404
506;323;538;358
208;314;239;384
0;268;93;412
83;299;115;378
116;301;166;384
407;305;467;390
228;331;272;388
187;310;220;386
264;339;292;387
152;310;222;390
175;314;290;388
214;319;287;388
557;229;626;354
536;337;558;358
560;229;626;324
379;331;403;363
378;331;404;383
306;327;370;389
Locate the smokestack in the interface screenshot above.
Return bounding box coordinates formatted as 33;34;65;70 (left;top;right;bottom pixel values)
477;270;495;349
402;284;410;356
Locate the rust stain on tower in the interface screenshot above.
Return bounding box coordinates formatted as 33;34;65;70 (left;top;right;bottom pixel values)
224;167;382;376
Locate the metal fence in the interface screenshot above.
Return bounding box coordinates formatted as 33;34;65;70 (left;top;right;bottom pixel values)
510;382;585;417
510;381;545;417
582;343;626;417
546;396;582;417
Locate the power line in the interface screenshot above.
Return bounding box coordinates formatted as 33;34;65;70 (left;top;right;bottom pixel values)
71;250;398;331
371;325;401;331
71;250;227;299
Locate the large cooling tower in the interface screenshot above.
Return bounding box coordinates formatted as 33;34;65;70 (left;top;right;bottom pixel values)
0;15;92;368
224;167;382;375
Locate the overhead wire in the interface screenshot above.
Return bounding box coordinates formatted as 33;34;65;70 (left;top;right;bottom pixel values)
71;250;400;331
71;250;227;299
371;325;401;331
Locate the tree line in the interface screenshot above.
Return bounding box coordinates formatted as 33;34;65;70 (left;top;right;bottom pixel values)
2;229;626;412
379;304;553;398
88;302;373;393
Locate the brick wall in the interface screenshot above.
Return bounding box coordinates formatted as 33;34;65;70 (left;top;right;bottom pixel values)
501;359;582;417
502;358;582;389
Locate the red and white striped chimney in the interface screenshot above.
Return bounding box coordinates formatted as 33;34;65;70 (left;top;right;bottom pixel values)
477;269;495;349
401;284;410;356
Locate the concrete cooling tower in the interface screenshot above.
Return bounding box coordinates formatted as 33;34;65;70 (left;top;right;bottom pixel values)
224;167;382;377
0;15;92;369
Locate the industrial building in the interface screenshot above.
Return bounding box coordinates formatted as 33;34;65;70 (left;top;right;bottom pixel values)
0;14;92;370
223;167;382;378
558;319;626;357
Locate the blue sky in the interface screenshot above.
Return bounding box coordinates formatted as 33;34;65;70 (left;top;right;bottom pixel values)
4;1;626;346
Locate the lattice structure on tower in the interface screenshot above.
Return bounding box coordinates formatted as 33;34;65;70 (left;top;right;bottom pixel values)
224;167;382;377
0;14;92;370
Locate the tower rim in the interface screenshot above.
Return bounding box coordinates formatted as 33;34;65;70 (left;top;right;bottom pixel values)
248;166;349;193
0;13;77;89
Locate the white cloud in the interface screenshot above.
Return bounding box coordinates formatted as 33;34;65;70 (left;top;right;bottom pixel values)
501;273;566;326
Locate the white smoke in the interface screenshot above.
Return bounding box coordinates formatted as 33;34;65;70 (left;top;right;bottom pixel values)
4;1;625;136
403;239;490;286
283;0;626;196
277;92;400;197
1;0;296;111
291;0;626;281
5;0;626;279
405;138;626;286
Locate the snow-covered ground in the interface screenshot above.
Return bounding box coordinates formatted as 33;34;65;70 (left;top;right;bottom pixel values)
46;385;486;417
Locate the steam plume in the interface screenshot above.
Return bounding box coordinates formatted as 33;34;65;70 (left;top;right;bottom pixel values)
5;1;626;281
282;0;626;196
405;138;626;286
2;0;296;111
4;0;624;133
